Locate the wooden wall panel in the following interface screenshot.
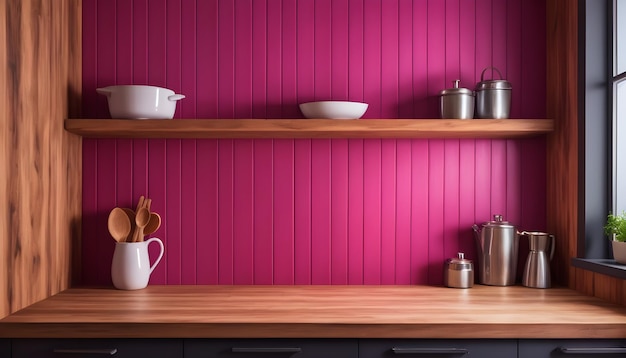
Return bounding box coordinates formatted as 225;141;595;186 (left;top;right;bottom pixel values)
1;0;82;318
546;0;580;288
80;0;548;286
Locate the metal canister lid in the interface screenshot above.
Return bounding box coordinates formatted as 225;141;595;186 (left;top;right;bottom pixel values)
482;214;515;228
475;67;512;91
476;79;512;91
440;80;473;96
446;252;473;270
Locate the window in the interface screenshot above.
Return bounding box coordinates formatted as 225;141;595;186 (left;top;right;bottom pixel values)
613;0;626;214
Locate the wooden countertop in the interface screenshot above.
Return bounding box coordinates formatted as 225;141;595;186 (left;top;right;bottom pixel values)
1;285;625;339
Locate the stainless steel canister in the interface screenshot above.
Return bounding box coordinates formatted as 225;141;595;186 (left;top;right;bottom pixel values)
440;80;474;119
472;214;519;286
444;252;474;288
475;67;512;119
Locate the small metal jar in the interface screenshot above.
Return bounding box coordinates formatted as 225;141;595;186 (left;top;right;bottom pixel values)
440;80;474;119
444;252;474;288
475;67;512;119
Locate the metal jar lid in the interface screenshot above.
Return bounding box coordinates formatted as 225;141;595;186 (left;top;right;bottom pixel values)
475;67;512;91
481;214;515;229
446;252;473;270
440;80;473;96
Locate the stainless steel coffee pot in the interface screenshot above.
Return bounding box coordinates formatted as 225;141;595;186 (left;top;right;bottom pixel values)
520;231;555;288
472;214;519;286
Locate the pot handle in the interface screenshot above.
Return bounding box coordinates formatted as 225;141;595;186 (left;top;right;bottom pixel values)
549;234;556;260
168;94;186;101
96;87;111;97
480;66;503;81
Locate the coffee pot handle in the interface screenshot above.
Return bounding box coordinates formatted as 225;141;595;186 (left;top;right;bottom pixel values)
549;234;556;260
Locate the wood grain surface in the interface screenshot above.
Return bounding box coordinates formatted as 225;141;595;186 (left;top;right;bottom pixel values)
1;285;626;339
1;0;82;318
64;119;554;139
546;0;580;289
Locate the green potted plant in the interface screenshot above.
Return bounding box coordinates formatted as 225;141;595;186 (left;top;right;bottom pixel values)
604;211;626;264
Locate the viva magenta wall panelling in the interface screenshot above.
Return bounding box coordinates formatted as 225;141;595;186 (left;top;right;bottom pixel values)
81;0;547;286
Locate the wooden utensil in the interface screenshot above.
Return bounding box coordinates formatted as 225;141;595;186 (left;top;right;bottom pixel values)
107;207;131;243
133;207;150;242
121;208;136;242
144;212;162;236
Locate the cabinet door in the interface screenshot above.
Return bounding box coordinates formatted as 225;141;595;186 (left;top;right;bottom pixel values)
519;339;626;358
185;339;358;358
0;339;9;357
11;338;183;358
360;339;517;358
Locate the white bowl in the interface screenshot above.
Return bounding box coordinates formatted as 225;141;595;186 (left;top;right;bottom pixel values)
96;85;185;119
299;101;368;119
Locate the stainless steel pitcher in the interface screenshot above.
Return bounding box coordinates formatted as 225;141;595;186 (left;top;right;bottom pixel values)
520;231;555;289
472;214;519;286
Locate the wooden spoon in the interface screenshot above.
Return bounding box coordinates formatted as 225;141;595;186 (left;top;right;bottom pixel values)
133;207;150;242
121;208;136;242
107;207;131;243
144;212;162;236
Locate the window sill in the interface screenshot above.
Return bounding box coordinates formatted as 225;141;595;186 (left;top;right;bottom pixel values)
571;258;626;280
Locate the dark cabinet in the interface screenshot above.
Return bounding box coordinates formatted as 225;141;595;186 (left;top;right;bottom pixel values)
360;339;517;358
11;339;183;358
519;340;626;358
185;339;358;358
1;339;9;357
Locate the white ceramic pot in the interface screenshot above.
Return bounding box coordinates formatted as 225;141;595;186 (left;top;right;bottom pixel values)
612;240;626;264
97;85;185;119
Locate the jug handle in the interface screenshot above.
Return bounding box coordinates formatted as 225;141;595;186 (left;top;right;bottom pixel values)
146;237;165;274
480;66;504;81
549;234;556;260
168;94;186;101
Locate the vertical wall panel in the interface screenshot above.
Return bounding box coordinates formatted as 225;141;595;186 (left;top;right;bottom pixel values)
82;0;548;286
331;0;349;101
363;140;382;284
274;140;295;284
381;140;397;284
363;0;382;118
395;140;412;284
254;140;274;284
267;0;283;118
234;0;253;119
165;140;182;284
181;140;197;284
196;140;219;284
331;140;349;284
311;140;332;284
347;139;365;284
294;140;312;284
218;140;234;284
381;0;399;118
233;140;254;284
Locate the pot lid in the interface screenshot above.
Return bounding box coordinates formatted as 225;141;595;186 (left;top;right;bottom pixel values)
446;252;473;269
440;80;473;96
481;214;515;228
476;79;512;91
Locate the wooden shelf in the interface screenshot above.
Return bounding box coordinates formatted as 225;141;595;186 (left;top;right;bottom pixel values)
64;118;554;139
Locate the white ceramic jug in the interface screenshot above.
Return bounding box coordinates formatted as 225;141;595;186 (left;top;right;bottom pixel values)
111;237;164;290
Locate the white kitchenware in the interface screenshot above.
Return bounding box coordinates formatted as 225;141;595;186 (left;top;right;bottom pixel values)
111;237;164;290
96;85;185;119
299;101;368;119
